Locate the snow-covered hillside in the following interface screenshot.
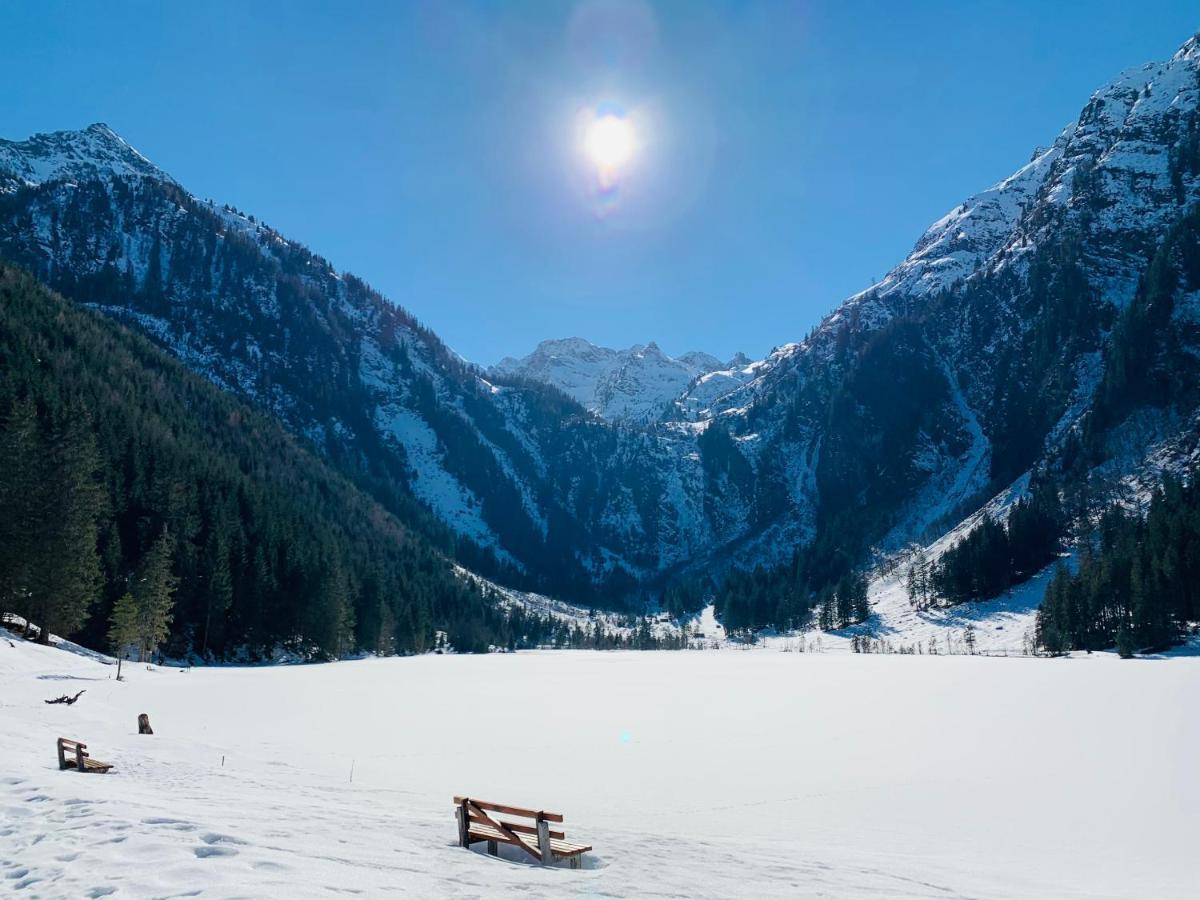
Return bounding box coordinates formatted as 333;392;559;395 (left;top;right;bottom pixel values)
493;338;740;422
3;632;1197;899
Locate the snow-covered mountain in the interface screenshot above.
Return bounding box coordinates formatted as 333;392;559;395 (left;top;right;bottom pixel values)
493;338;741;422
3;34;1200;608
0;122;167;189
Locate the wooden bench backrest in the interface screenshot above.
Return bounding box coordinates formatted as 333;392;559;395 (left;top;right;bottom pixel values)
452;796;564;823
463;812;565;840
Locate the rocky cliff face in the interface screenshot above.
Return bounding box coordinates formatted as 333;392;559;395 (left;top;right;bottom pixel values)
3;35;1199;603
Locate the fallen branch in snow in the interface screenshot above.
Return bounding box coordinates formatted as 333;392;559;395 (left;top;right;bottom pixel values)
44;690;86;706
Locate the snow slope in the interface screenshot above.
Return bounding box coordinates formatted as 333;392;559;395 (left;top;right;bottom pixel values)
3;633;1198;899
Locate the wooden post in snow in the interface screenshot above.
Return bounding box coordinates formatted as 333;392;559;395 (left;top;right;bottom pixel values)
536;815;553;865
456;800;469;848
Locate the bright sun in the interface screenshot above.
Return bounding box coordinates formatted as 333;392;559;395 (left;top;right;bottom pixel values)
585;114;635;169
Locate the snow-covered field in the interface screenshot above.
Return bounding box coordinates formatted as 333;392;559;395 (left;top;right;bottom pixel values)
2;634;1197;899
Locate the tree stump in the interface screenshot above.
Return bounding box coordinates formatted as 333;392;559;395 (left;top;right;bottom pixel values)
138;713;153;735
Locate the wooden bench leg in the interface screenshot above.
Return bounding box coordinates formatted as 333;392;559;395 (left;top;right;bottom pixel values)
536;818;554;866
569;855;582;870
455;804;468;848
487;840;498;856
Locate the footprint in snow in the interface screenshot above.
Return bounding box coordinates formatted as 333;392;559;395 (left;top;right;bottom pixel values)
143;817;196;831
194;845;238;859
201;832;247;846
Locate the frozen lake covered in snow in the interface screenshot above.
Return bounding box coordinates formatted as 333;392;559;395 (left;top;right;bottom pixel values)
2;638;1197;898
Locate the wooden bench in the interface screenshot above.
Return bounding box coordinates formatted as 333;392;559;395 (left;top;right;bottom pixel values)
454;796;591;868
56;737;113;773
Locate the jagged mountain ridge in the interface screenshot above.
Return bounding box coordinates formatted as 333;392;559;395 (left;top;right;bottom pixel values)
2;35;1200;606
493;337;745;422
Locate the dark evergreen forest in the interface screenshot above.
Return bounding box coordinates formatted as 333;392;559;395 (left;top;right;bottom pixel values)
1037;475;1200;655
0;265;679;659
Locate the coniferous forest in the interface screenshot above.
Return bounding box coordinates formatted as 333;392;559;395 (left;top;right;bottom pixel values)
1037;475;1200;655
0;264;487;658
0;265;682;659
904;481;1067;609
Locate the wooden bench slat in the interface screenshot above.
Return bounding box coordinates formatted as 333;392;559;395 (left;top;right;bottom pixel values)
453;796;564;823
467;823;591;857
467;814;564;840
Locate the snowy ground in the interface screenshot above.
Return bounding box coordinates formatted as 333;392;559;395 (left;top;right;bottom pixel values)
2;633;1197;899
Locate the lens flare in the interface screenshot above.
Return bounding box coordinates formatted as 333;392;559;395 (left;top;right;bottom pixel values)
578;104;639;214
586;114;635;169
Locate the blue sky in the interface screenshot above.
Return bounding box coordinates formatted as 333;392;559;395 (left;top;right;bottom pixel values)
3;1;1197;365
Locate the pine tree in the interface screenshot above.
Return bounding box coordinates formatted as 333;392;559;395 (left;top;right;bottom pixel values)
0;404;103;642
200;530;233;658
1115;623;1135;659
307;553;355;659
108;592;139;658
31;417;104;642
0;398;42;635
130;529;179;661
852;575;870;623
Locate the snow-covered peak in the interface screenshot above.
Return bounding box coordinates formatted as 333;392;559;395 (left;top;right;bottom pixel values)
846;32;1199;315
0;122;169;191
678;350;725;371
694;32;1200;424
824;133;1066;332
494;337;619;385
1172;32;1200;63
493;337;736;421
